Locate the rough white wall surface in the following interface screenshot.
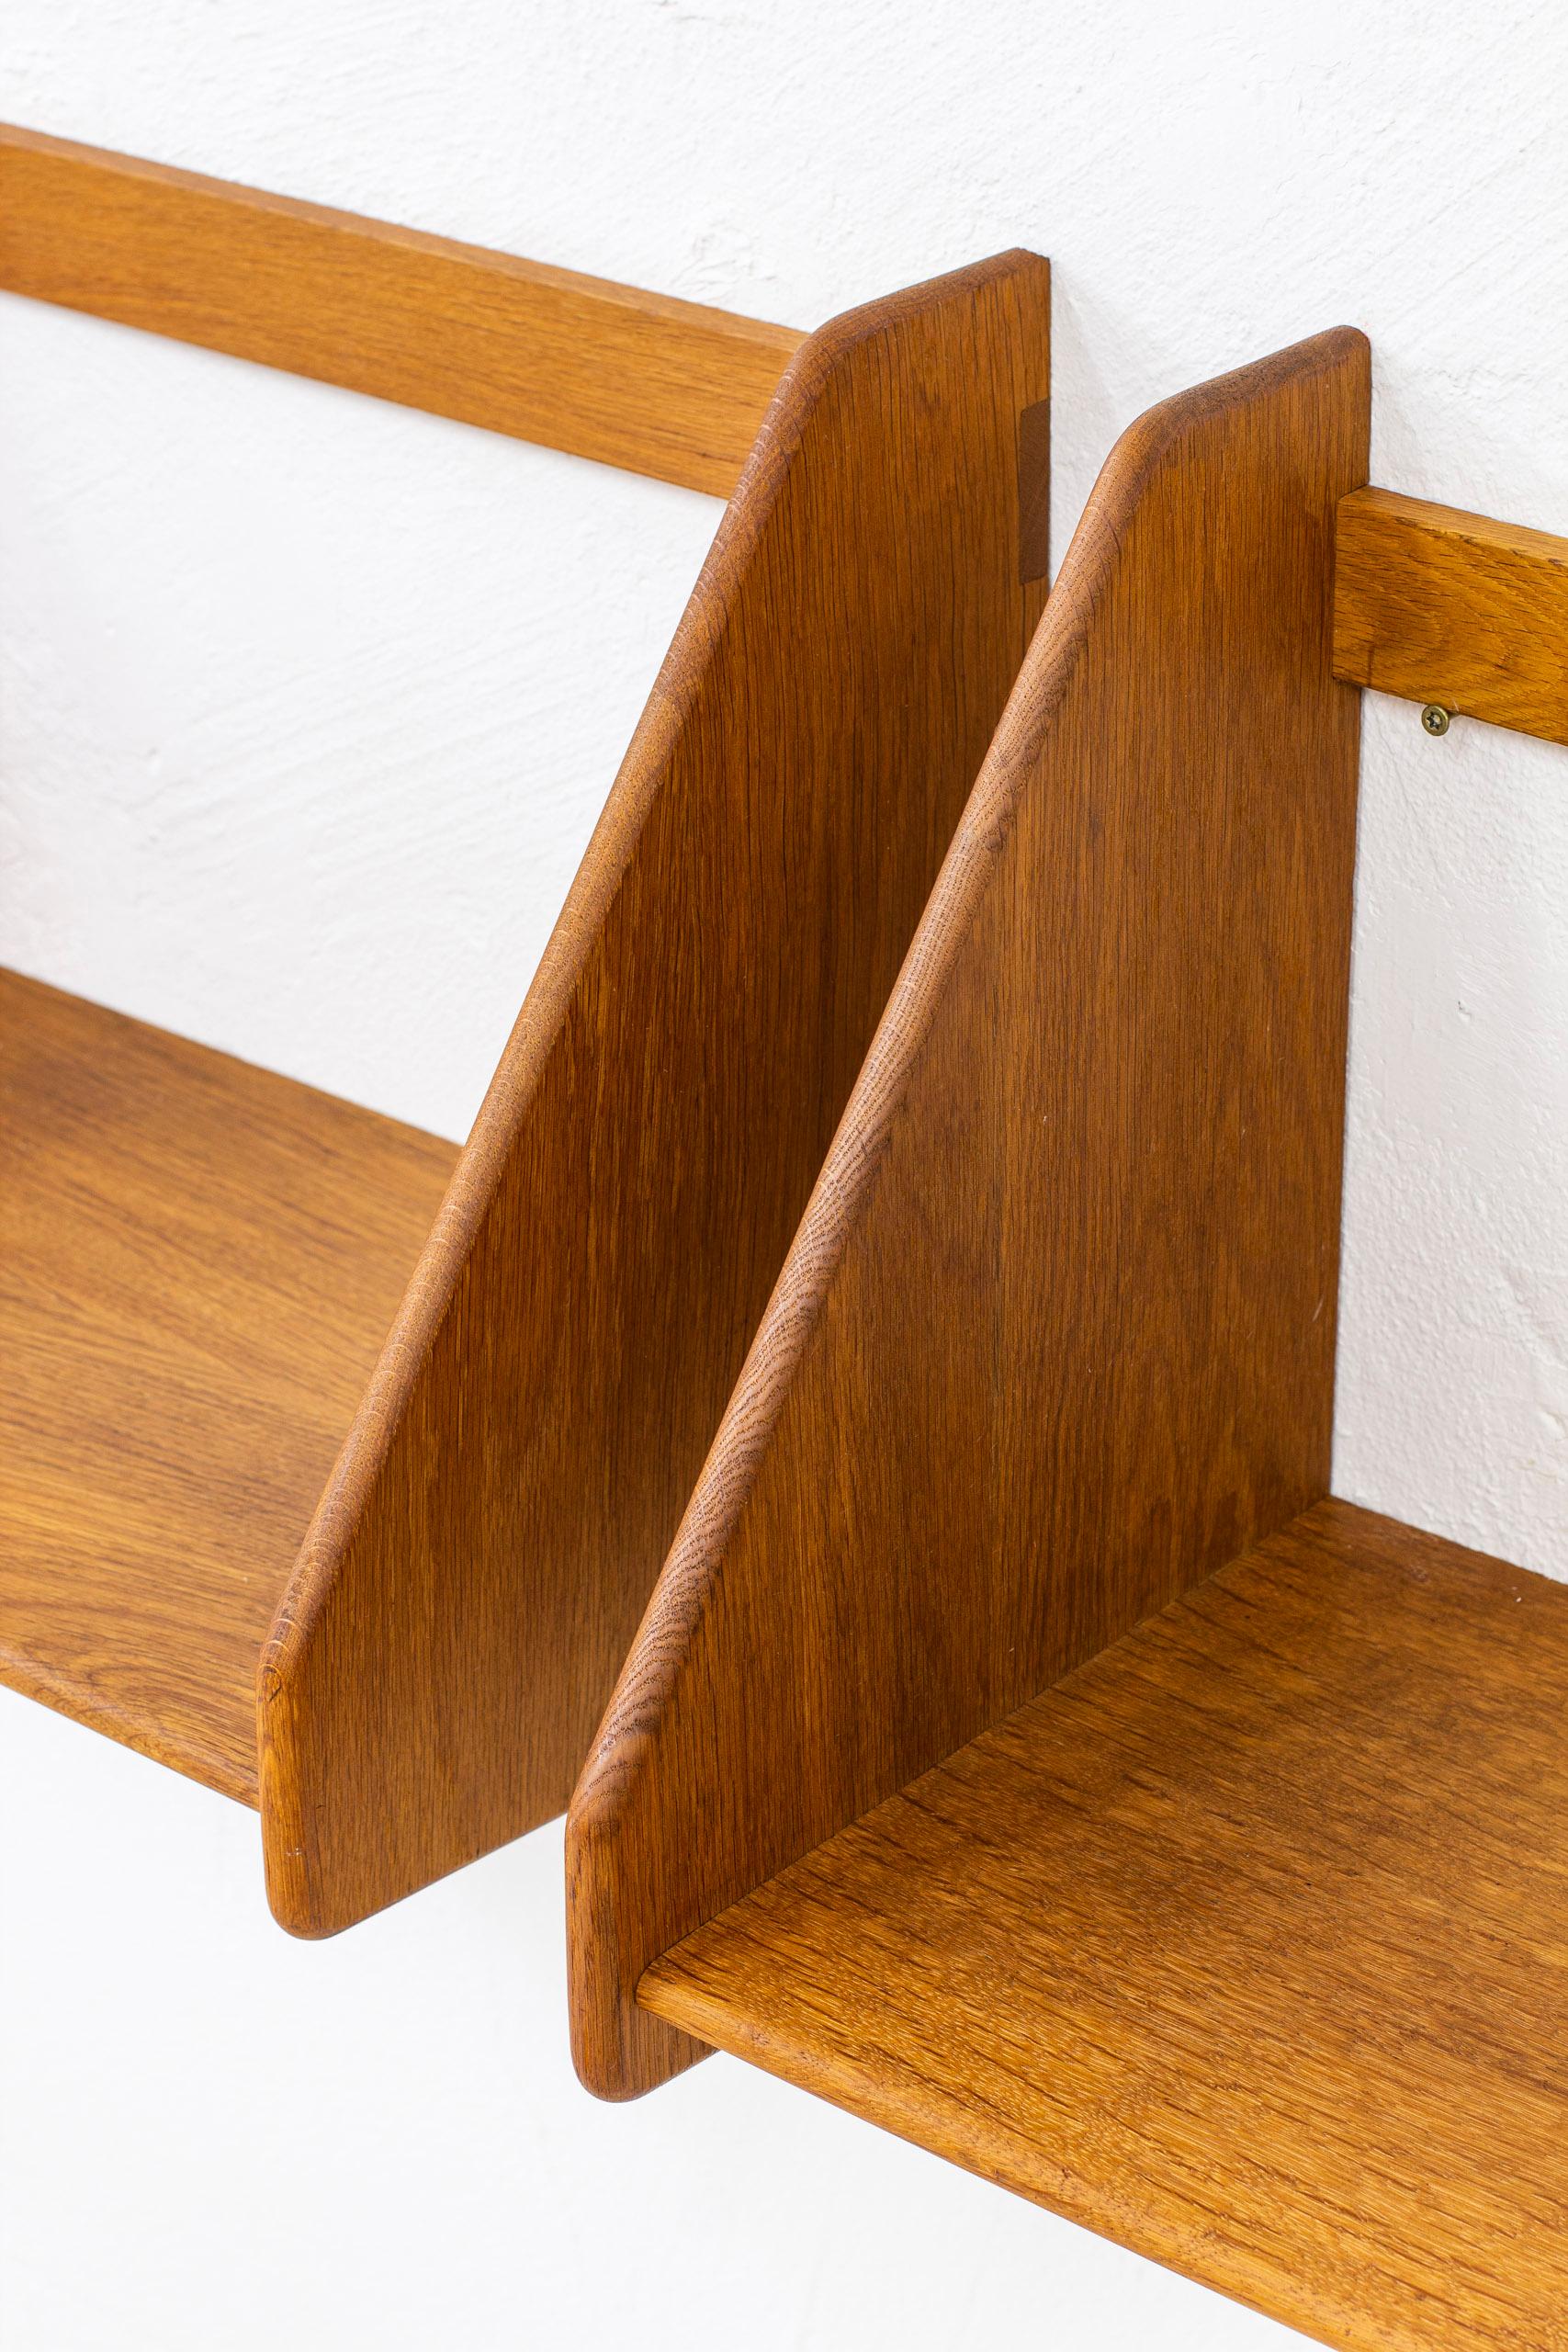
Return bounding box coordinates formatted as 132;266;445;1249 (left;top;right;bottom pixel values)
0;5;1563;2347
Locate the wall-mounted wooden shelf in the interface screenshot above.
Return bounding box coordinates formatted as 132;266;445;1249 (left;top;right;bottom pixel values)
0;128;1051;1935
567;324;1568;2349
10;110;1564;2352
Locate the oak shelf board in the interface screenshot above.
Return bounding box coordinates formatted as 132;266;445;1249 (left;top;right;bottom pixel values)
0;968;456;1803
641;1499;1568;2352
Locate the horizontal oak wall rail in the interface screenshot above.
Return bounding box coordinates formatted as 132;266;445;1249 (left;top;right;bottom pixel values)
0;123;804;496
1334;486;1568;746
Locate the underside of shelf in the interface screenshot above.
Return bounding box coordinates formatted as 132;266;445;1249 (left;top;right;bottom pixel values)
641;1500;1568;2352
0;968;456;1801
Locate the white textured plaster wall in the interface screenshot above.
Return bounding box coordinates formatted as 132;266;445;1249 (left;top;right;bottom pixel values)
1;4;1564;2347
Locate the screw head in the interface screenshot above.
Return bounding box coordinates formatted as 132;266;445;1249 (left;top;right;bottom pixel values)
1421;703;1451;737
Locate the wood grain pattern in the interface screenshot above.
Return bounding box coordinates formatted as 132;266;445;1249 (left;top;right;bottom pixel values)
260;254;1052;1933
1334;486;1568;745
643;1501;1568;2352
568;328;1371;2098
0;122;802;495
0;969;455;1800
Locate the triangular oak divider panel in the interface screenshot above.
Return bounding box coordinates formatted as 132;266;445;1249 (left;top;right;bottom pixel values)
567;325;1371;2098
250;251;1053;1928
2;235;1050;1928
568;331;1568;2346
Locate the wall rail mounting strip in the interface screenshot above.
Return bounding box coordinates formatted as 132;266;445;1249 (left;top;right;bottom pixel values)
1334;482;1568;744
0;121;804;493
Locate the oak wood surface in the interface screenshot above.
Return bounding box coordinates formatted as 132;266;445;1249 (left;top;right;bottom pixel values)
568;328;1371;2097
260;254;1052;1933
642;1501;1568;2352
1334;485;1568;745
0;969;455;1800
0;122;802;495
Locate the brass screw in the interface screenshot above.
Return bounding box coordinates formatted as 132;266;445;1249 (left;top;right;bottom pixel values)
1421;704;1451;737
